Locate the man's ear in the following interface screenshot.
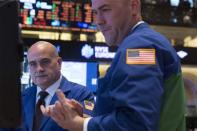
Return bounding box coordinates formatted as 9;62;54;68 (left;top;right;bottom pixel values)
131;0;140;16
57;57;62;66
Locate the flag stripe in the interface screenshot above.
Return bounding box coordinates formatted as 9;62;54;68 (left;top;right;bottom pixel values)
126;49;156;64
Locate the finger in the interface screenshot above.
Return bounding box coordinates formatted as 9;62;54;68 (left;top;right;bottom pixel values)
69;99;83;116
42;105;64;125
56;90;70;104
56;89;73;110
51;101;67;121
55;101;68;116
70;99;83;108
41;105;53;116
40;106;46;114
40;105;47;115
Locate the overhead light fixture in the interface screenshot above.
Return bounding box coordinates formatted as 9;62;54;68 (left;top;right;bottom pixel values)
177;50;188;59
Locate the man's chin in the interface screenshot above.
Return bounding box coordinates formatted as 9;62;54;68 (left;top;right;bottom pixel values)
35;81;48;88
104;37;116;46
105;41;114;47
36;84;48;90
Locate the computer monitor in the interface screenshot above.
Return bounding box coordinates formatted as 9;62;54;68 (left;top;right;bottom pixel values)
61;61;98;93
0;0;21;128
18;0;96;32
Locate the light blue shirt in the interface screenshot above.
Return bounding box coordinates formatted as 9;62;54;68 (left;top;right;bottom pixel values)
36;75;62;106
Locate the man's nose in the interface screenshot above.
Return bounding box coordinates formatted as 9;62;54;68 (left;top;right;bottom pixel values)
36;63;44;72
95;13;105;26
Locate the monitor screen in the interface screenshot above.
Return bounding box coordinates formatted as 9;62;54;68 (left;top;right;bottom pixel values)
0;0;21;128
61;61;98;92
170;0;194;7
21;60;98;93
170;0;180;6
19;0;97;32
61;61;87;86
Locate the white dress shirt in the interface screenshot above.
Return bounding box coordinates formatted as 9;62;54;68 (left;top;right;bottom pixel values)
36;75;62;106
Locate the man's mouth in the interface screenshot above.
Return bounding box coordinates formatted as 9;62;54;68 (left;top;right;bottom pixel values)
35;74;47;77
102;28;111;32
100;27;111;32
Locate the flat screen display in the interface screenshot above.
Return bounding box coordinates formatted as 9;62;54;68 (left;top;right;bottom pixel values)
21;60;98;92
0;0;21;128
19;0;97;32
170;0;194;7
61;61;98;92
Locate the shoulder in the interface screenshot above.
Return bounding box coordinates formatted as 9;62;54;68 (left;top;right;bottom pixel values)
121;24;171;51
62;79;94;101
70;81;93;95
22;86;36;97
115;23;181;78
117;23;178;62
21;86;36;105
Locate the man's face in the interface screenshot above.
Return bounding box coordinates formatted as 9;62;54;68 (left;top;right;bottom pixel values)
27;49;61;89
92;0;132;46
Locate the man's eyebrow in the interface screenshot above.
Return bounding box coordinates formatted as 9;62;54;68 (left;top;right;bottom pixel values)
41;58;51;60
98;4;110;10
28;61;35;64
92;4;110;12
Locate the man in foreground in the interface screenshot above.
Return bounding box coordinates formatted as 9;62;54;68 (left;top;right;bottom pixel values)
41;0;186;131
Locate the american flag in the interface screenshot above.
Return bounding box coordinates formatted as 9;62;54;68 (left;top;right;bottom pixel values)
126;49;156;64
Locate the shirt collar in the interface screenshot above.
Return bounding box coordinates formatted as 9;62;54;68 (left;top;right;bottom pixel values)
131;21;145;32
36;75;62;99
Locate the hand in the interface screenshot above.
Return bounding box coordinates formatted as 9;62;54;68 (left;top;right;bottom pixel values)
40;89;84;131
40;90;83;116
66;98;83;117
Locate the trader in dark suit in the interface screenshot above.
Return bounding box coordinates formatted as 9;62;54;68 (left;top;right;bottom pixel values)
0;41;94;131
41;0;186;131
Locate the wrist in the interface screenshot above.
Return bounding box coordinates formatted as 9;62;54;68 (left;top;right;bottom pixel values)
69;116;85;131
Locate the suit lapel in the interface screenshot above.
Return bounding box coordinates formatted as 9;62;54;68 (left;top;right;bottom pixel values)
39;77;71;130
24;87;36;131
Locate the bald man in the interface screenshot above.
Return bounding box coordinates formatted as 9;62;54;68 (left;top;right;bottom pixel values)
20;41;94;131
